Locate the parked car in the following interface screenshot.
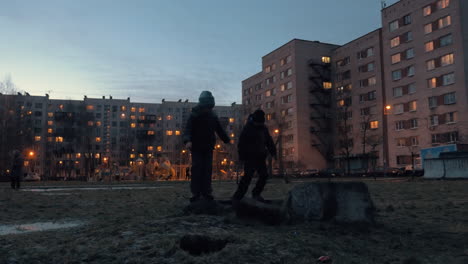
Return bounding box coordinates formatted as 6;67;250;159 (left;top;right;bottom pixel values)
23;173;41;181
299;169;319;177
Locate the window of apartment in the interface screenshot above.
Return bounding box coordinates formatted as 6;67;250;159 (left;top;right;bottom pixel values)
255;94;262;101
287;68;293;76
281;95;292;104
408;83;416;94
411;136;419;146
368;91;377;101
438;15;452;29
437;0;450;9
446;112;458;123
397;138;407;147
403;31;413;42
443;72;455;85
444;92;456;104
336;57;350;67
265;101;275;109
423;5;432;16
428;96;438;108
393;87;403;97
357;47;374;59
404;14;412;25
406;48;415;59
392;70;402;81
390;37;400;48
95;137;101;143
441;53;454;66
286;55;292;63
389;20;399;32
360;107;370;116
409;100;417;111
323;82;332;89
265;65;271;73
424;23;433;34
410;118;418;129
440;34;453;47
426;59;436;71
430;115;439;126
394;104;404;114
391;53;401;64
396;121;405;131
322;56;331;64
370;121;379;129
428;77;437;88
425;41;434;52
408;65;415;76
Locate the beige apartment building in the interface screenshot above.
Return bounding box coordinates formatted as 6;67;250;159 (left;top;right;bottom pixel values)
242;39;339;170
382;0;468;168
0;94;242;181
243;0;468;171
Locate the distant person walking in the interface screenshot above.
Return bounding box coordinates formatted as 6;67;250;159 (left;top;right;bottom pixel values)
232;110;276;203
10;150;23;190
184;91;230;202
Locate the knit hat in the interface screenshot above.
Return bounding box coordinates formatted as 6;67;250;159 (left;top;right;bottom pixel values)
252;109;265;123
198;91;215;109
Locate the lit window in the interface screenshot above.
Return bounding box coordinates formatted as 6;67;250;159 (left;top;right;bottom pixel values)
95;137;101;142
230;133;235;138
409;101;417;112
229;118;235;123
47;121;53;126
368;77;376;86
423;5;432;16
370;121;379;129
390;37;400;48
121;106;126;111
441;53;454;66
59;104;64;110
88;121;94;126
148;130;155;135
130;115;136;120
147;146;154;151
391;53;401;64
322;56;331;64
55;136;64;143
139;108;145;113
166;130;173;136
120;113;126;119
96;121;101;126
35;136;41;142
95;153;100;159
48;112;53;117
425;41;434;52
437;0;450;9
428;78;437;88
131;123;136;128
130;154;135;159
175;130;181;136
86;105;94;110
131;107;136;112
323;82;332;89
438;16;451;29
47;128;53;134
167;115;172;120
157;146;162;152
265;66;271;73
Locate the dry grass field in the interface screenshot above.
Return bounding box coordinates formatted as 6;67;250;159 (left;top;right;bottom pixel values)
1;178;467;264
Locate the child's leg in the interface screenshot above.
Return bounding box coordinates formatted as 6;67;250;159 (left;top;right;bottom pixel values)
232;160;256;200
252;159;269;197
190;151;203;198
200;150;213;197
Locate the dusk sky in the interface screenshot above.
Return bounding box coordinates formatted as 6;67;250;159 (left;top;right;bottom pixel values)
0;0;398;105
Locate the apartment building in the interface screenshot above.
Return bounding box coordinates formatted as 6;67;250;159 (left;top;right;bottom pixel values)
382;0;468;168
243;0;468;171
242;39;339;170
0;94;242;180
332;29;387;170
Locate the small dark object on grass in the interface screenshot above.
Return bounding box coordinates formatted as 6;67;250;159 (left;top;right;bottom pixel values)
317;255;332;263
179;234;228;256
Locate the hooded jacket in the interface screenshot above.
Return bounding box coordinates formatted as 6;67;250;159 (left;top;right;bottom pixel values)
183;106;230;151
238;120;276;161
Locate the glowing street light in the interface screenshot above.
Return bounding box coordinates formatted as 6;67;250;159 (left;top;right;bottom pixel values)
274;129;280;134
28;151;35;157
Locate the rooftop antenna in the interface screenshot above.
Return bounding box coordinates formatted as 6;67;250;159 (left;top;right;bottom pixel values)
381;0;387;9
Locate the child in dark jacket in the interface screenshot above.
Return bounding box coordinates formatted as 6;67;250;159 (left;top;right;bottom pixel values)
183;91;230;202
232;109;277;202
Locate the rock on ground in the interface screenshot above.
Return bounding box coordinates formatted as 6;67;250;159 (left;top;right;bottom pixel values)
284;182;375;224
